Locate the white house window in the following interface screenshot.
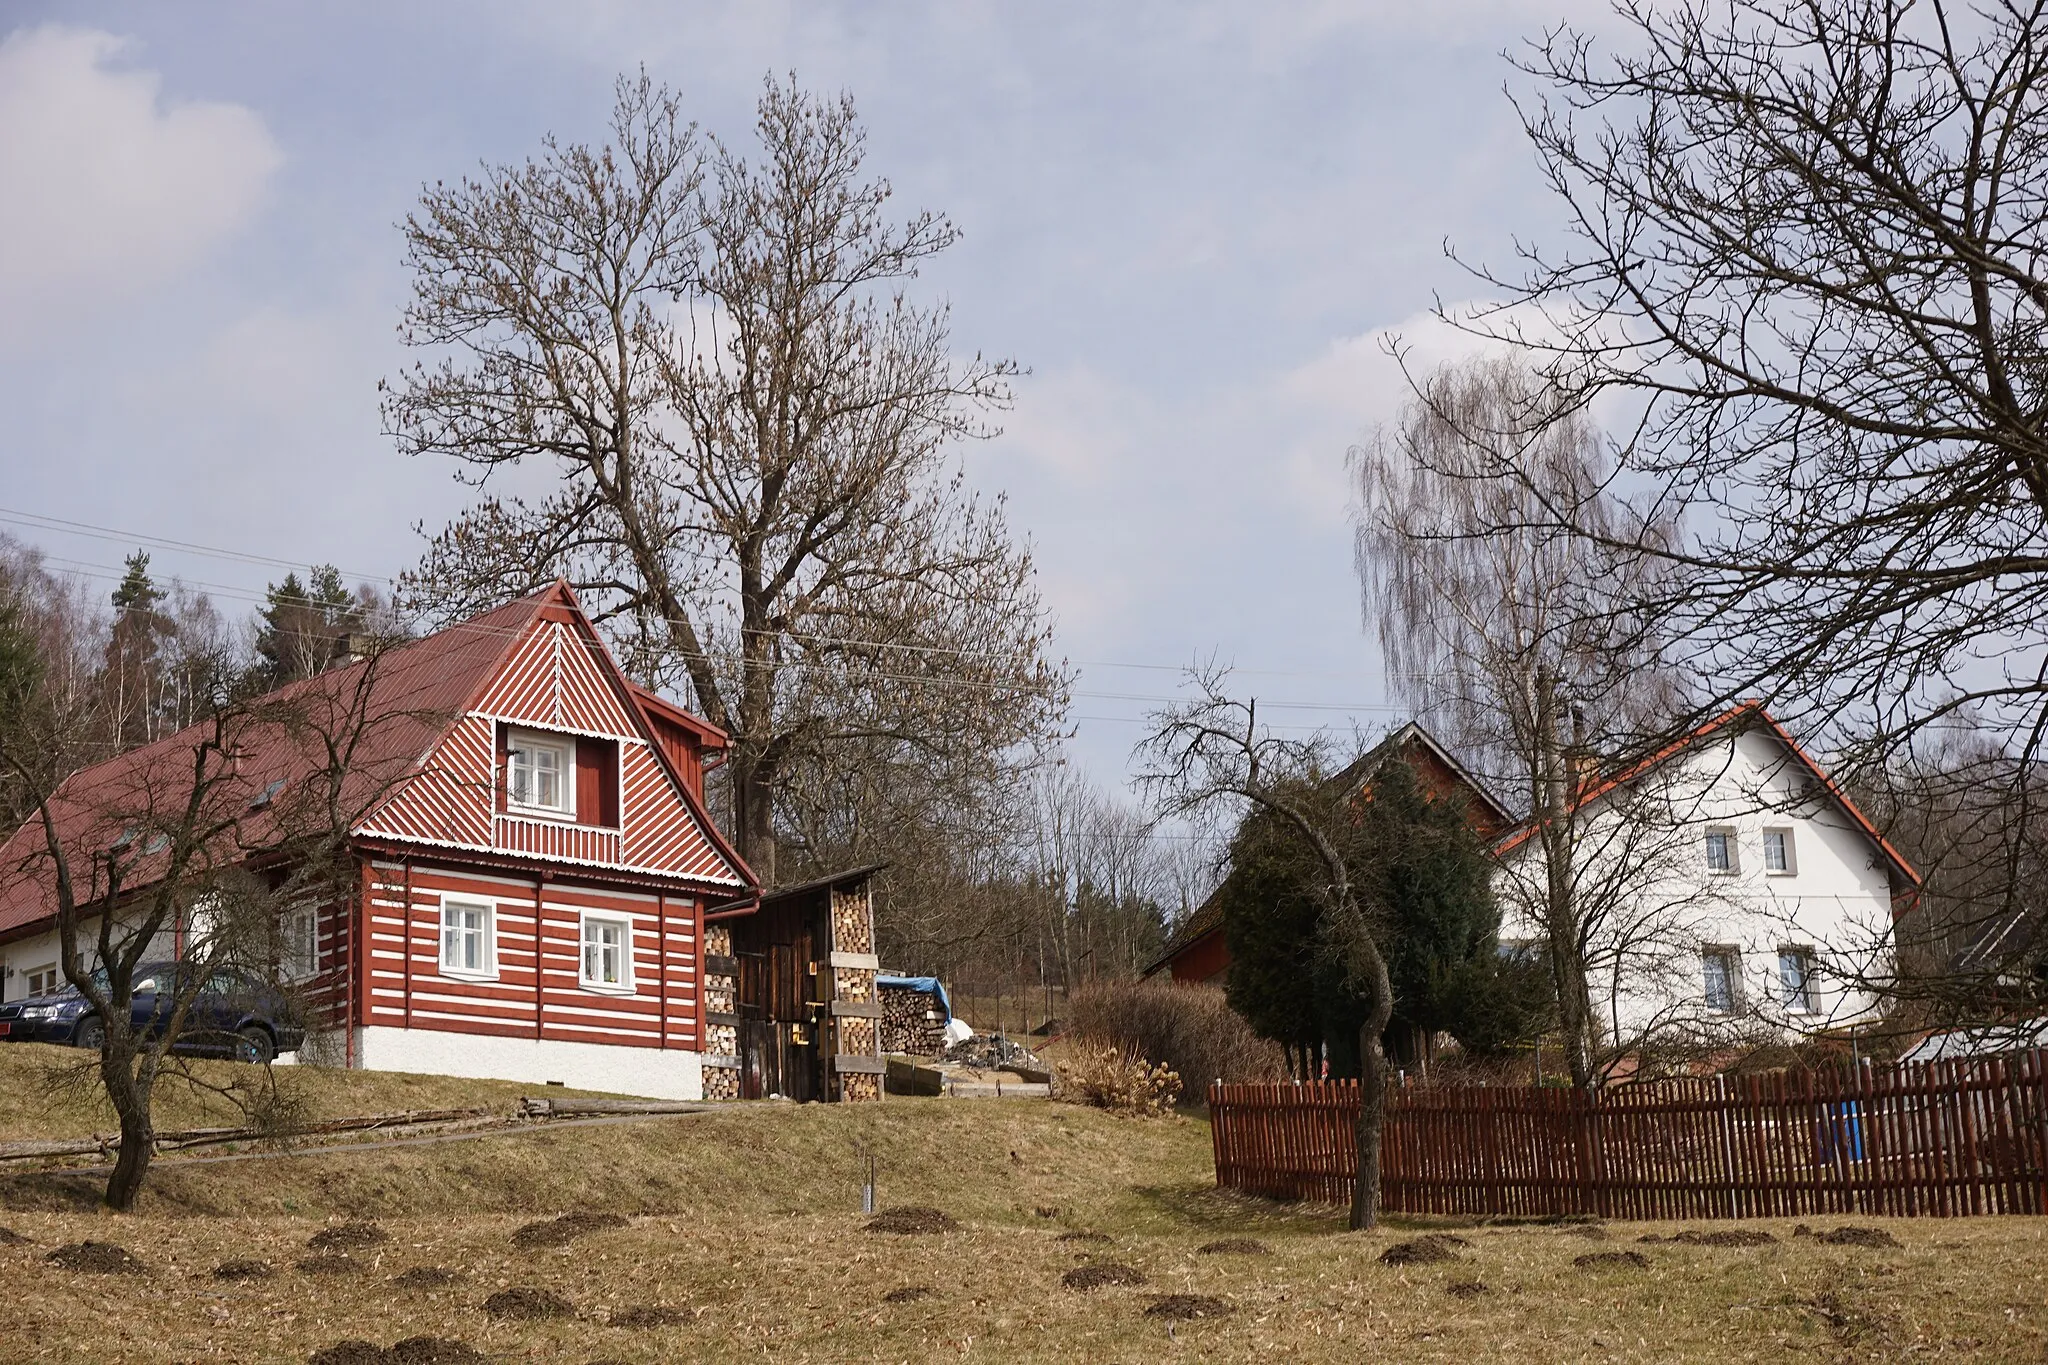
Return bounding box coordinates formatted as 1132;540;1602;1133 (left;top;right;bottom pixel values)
507;731;572;817
1779;948;1816;1012
1762;828;1795;874
580;915;633;991
440;899;496;978
25;964;59;997
1704;829;1737;873
282;905;319;980
1703;948;1740;1013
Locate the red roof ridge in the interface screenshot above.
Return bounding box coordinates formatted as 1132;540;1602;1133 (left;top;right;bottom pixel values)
1494;702;1919;889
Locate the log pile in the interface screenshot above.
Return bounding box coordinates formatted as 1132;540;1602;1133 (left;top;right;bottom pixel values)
879;983;948;1057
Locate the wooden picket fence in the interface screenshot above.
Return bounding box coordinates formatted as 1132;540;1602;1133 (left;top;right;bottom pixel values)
1208;1049;2048;1218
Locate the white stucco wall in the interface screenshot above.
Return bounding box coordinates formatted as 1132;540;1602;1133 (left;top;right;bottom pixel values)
349;1025;704;1101
0;920;180;1001
1499;725;1901;1047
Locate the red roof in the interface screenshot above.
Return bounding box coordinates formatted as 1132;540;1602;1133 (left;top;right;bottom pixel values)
0;584;751;941
1495;702;1920;890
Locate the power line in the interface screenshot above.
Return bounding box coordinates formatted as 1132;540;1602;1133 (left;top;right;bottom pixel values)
0;507;1425;724
0;502;1424;687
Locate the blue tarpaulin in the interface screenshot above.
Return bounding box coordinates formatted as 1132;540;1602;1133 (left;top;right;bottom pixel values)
876;974;953;1024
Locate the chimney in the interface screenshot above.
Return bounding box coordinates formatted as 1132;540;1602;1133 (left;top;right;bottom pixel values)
346;633;378;662
1568;705;1596;798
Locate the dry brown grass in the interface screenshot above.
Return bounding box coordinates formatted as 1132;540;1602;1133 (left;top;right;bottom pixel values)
0;1042;626;1141
0;1050;2041;1362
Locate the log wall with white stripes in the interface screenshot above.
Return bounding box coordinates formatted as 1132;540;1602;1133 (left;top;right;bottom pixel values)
358;860;702;1052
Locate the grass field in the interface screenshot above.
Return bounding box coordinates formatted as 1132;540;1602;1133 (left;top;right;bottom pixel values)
1;1044;2044;1363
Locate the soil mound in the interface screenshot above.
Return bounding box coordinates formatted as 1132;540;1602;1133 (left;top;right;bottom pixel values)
1445;1280;1489;1299
0;1226;29;1245
1197;1238;1270;1255
392;1267;464;1290
1062;1263;1148;1290
865;1206;957;1235
212;1259;274;1281
484;1286;575;1320
510;1212;629;1249
1672;1229;1777;1247
1574;1250;1650;1270
308;1343;384;1365
1143;1294;1233;1320
308;1222;389;1252
1564;1224;1608;1240
386;1337;484;1364
882;1286;937;1304
1379;1235;1464;1266
1815;1226;1900;1248
1055;1231;1112;1243
608;1305;692;1328
47;1241;145;1274
296;1254;361;1276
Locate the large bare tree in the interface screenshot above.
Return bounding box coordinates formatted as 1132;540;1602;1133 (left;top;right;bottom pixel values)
1452;0;2048;1001
387;74;1068;881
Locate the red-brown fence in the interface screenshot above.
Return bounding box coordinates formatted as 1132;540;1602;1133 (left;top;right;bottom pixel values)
1209;1049;2048;1218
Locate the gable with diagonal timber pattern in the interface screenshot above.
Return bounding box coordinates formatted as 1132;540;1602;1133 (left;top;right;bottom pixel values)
358;610;744;886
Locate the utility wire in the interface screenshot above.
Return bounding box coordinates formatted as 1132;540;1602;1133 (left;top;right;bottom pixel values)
0;503;1425;687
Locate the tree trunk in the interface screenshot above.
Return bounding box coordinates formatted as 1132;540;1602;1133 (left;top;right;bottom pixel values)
730;747;777;884
99;1046;155;1212
1350;1018;1391;1231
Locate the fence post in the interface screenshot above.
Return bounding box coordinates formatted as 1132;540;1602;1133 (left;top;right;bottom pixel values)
1715;1073;1738;1219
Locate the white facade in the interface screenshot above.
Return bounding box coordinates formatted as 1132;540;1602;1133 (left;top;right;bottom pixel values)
1498;719;1909;1051
347;1025;703;1100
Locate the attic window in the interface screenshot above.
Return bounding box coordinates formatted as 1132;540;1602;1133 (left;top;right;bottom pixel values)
248;779;287;811
506;731;572;818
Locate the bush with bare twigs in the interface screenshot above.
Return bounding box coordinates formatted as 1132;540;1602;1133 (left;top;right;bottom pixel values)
1052;1042;1180;1116
1066;980;1284;1095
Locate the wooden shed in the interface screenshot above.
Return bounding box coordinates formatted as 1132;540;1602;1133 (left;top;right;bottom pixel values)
701;866;885;1102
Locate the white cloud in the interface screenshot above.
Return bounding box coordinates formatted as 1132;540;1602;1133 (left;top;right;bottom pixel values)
0;26;281;343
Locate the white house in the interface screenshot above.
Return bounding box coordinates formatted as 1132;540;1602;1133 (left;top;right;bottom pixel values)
1495;703;1918;1054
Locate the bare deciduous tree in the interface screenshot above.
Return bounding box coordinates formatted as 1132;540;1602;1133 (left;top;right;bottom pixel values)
1355;355;1675;1087
1451;0;2048;1016
387;74;1068;884
1138;673;1394;1230
0;637;427;1210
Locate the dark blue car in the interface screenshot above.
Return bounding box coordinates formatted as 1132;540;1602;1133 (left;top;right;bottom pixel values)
0;963;305;1063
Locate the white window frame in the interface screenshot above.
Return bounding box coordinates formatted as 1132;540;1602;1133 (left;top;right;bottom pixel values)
1704;827;1738;874
439;896;499;981
505;729;575;821
1761;827;1796;875
282;904;320;981
24;963;60;997
1702;947;1740;1014
1779;946;1816;1013
578;912;636;994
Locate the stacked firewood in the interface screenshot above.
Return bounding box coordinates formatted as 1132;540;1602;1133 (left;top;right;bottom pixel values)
879;983;949;1057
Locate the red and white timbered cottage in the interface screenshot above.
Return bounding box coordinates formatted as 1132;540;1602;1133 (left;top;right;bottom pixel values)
0;584;877;1101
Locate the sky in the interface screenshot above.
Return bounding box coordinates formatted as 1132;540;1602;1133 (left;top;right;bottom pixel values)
0;1;1618;795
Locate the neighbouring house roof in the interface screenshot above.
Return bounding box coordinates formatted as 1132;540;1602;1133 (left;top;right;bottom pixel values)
1494;701;1920;892
1140;721;1505;978
0;582;752;942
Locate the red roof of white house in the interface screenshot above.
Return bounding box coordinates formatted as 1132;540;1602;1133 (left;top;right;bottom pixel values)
0;583;752;941
1495;702;1920;890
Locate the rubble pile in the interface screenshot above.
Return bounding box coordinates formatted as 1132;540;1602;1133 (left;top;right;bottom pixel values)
942;1033;1043;1072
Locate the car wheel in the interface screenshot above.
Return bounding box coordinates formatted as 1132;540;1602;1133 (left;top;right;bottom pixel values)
74;1016;105;1051
236;1026;275;1065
